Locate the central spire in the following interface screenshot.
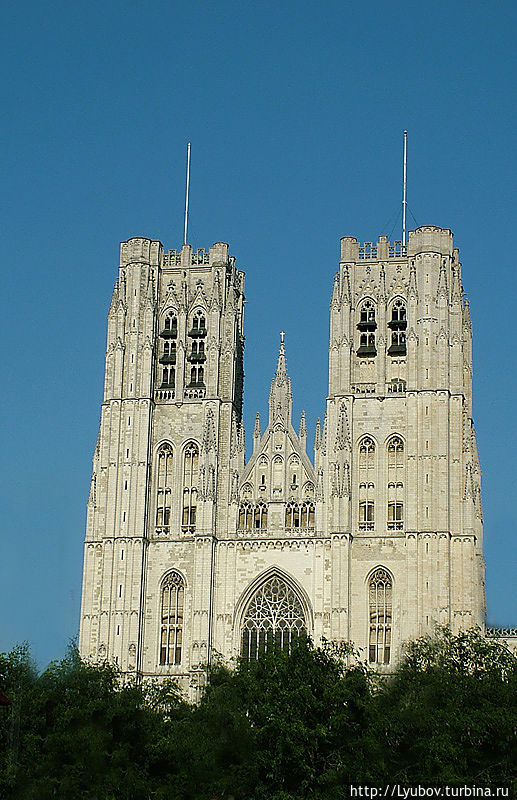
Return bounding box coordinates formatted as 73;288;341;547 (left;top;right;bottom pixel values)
269;331;292;425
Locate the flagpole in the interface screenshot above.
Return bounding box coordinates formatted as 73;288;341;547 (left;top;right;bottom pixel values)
402;131;407;250
184;142;191;246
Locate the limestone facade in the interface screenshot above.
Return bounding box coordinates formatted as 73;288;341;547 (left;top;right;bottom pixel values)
79;226;496;695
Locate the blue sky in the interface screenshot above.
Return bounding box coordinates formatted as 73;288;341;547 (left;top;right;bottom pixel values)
1;0;516;667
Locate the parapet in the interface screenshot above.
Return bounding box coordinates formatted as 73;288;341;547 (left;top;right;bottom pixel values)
162;242;230;268
340;226;454;262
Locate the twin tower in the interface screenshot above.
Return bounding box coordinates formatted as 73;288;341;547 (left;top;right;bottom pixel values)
79;227;485;694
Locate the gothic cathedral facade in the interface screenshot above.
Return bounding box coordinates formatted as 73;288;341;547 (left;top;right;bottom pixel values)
79;226;486;694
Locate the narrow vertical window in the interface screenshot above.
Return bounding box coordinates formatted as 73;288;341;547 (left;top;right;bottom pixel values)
388;299;407;356
160;571;185;665
357;301;377;356
369;568;392;665
155;443;174;534
358;437;376;530
387;436;404;530
182;443;199;532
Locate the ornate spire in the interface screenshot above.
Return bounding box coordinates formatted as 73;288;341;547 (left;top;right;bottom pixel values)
268;331;292;426
331;274;341;310
314;417;322;451
299;410;307;440
451;264;462;305
408;259;418;300
436;259;449;302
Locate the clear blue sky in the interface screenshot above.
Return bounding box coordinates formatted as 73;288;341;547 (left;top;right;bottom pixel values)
1;0;516;668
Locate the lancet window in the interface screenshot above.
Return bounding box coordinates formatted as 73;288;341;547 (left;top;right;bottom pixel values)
241;575;306;659
160;312;178;338
357;300;377;357
238;502;268;531
358;437;376;530
388;300;407;356
368;568;392;665
387;436;404;530
285;502;315;531
182;443;199;532
159;571;185;665
155;443;174;534
161;366;175;388
188;311;207;337
189;365;205;387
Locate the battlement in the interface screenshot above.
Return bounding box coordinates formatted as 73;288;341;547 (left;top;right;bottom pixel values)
340;226;455;262
120;239;231;269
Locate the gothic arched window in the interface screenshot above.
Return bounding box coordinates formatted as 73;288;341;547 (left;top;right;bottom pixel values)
387;436;404;530
160;571;185;665
161;312;178;338
161;366;175;388
357;300;377;357
182;443;199;532
359;437;376;530
368;568;392;665
285;502;315;531
188;310;207;337
156;443;174;533
388;300;407;356
241;575;307;659
238;502;253;531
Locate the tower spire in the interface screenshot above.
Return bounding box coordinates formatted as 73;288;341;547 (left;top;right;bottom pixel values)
269;331;292;425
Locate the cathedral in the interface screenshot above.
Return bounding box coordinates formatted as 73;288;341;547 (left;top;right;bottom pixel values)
79;225;490;695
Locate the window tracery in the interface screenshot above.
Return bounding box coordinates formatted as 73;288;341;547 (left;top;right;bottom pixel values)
160;570;184;665
241;575;306;659
368;568;392;665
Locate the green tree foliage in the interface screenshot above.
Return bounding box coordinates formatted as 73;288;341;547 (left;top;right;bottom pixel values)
0;629;515;799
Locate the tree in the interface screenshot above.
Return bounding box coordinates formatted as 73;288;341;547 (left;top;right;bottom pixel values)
372;627;517;789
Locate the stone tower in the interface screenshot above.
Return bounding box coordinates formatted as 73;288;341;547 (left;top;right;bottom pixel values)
79;225;486;691
79;238;245;685
316;226;485;659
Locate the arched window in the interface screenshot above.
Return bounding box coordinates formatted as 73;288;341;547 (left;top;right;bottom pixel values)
388;300;407;356
368;568;392;665
254;502;268;530
155;443;173;533
357;300;377;357
238;502;267;531
238;502;253;530
188;365;205;387
188;311;207;337
161;312;178;338
161;366;175;388
160;571;185;665
182;443;199;532
285;502;315;531
241;575;306;659
387;437;404;530
272;456;283;490
359;437;376;530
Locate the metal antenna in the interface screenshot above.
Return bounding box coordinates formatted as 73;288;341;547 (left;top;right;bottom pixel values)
183;142;191;246
402;130;407;249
